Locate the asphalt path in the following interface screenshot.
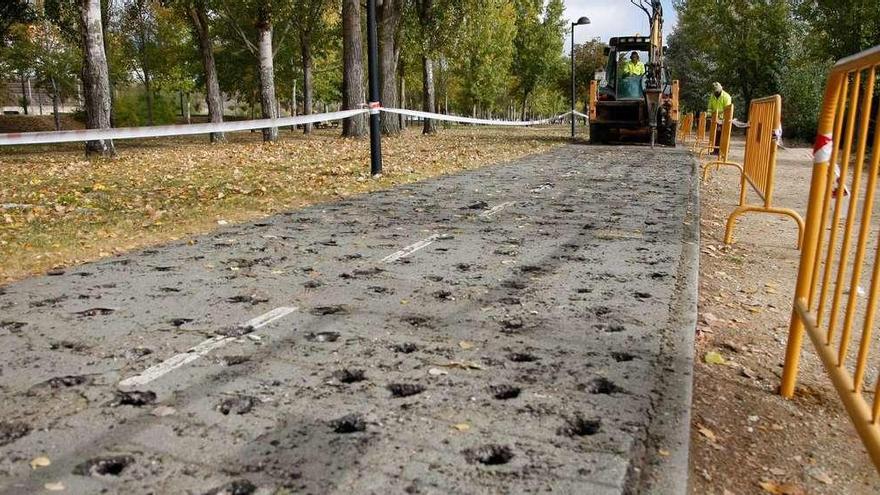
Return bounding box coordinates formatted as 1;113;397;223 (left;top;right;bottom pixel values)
0;144;698;494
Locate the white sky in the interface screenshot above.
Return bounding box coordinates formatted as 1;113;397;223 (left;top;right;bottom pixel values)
563;0;679;53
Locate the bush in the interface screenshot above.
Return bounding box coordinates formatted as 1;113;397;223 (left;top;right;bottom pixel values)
780;57;831;142
114;88;179;127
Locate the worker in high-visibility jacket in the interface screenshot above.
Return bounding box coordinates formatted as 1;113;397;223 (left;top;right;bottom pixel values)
621;52;646;77
707;82;732;154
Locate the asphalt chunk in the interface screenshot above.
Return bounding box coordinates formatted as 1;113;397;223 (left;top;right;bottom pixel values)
45;375;90;388
333;368;366;384
0;421;30;446
558;416;601;437
204;479;257;495
217;395;257;415
463;445;514;465
111;390;157;407
73;455;135;477
305;331;341;343
490;384;521;400
387;383;426;398
330;413;367;433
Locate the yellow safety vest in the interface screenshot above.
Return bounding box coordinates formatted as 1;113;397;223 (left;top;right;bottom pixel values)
621;60;645;77
707;90;732;116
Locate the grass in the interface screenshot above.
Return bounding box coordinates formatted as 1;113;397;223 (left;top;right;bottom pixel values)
0;125;568;283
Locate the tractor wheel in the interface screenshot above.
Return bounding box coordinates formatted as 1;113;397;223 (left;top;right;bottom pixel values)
658;121;677;147
590;124;607;144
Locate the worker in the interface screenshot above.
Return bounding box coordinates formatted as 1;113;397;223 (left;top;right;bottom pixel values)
707;82;732;154
621;51;646;77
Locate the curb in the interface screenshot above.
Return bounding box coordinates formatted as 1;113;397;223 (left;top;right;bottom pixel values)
634;149;700;494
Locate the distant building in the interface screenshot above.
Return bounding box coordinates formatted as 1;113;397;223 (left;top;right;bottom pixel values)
1;78;82;115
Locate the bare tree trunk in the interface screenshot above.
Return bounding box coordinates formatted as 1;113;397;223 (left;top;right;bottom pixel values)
341;0;366;137
422;56;436;134
19;76;29;115
51;77;61;131
520;92;528;121
78;0;114;156
398;60;405;130
144;69;154;125
189;2;224;142
257;8;278;142
184;92;191;123
301;37;313;135
378;0;401;135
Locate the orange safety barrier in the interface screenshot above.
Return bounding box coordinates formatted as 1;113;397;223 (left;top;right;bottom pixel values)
721;95;804;247
689;112;707;151
700;105;735;180
697;111;720;158
678;113;694;144
781;45;880;470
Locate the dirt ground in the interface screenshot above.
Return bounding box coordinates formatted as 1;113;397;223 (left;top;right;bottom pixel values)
690;138;880;494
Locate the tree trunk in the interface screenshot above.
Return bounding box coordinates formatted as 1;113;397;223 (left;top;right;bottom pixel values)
398;61;405;129
20;76;29;115
257;9;278;142
520;92;529;121
301;37;313;135
144;69;154;125
188;2;224;142
422;56;436;134
184;92;191;123
378;0;401;135
78;0;114;156
341;0;366;137
51;77;61;131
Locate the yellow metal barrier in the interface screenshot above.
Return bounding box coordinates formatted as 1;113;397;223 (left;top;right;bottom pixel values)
697;111;720;158
780;45;880;470
701;105;736;181
723;95;804;248
678;113;693;144
690;112;707;151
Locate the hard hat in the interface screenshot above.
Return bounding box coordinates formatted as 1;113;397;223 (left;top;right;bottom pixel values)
712;82;723;92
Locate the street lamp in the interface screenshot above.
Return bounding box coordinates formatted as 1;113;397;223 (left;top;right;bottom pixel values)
571;16;590;139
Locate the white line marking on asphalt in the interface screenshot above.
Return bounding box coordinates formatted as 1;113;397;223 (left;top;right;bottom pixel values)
479;201;516;218
382;234;441;263
118;306;297;389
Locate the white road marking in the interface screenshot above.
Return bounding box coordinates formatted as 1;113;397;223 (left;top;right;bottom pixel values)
479;201;516;218
382;234;441;263
118;306;297;389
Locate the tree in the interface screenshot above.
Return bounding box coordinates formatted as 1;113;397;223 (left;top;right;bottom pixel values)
571;39;605;111
220;0;290;142
78;0;115;156
454;0;516;118
409;0;464;134
290;0;333;134
511;0;564;120
120;0;161;125
341;0;366;137
33;19;81;130
378;0;403;134
185;0;225;142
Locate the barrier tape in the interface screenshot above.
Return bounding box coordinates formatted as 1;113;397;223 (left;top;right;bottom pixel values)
0;107;580;146
379;107;568;127
0;109;369;146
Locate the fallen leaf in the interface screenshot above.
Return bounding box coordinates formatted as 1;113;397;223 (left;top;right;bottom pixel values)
658;448;670;457
458;340;474;350
807;467;833;485
451;423;470;432
30;456;51;469
698;425;717;442
704;351;726;365
758;481;805;495
44;482;65;491
428;368;448;376
435;360;484;370
151;405;177;417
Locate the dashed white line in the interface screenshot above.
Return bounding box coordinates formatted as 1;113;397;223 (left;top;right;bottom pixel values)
479;201;516;218
382;234;440;263
118;306;297;389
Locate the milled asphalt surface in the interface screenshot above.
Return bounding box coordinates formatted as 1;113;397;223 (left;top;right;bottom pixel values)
0;144;698;494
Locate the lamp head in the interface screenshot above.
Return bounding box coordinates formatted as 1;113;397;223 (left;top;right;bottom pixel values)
574;16;590;25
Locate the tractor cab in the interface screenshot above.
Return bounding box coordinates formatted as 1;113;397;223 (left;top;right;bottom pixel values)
600;37;652;101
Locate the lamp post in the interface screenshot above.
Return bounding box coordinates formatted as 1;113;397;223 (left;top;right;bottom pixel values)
367;0;382;176
570;16;590;139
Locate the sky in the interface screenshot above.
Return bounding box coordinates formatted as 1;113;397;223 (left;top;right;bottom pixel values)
563;0;679;53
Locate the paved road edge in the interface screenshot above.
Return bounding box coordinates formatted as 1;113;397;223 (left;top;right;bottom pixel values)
634;152;699;494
